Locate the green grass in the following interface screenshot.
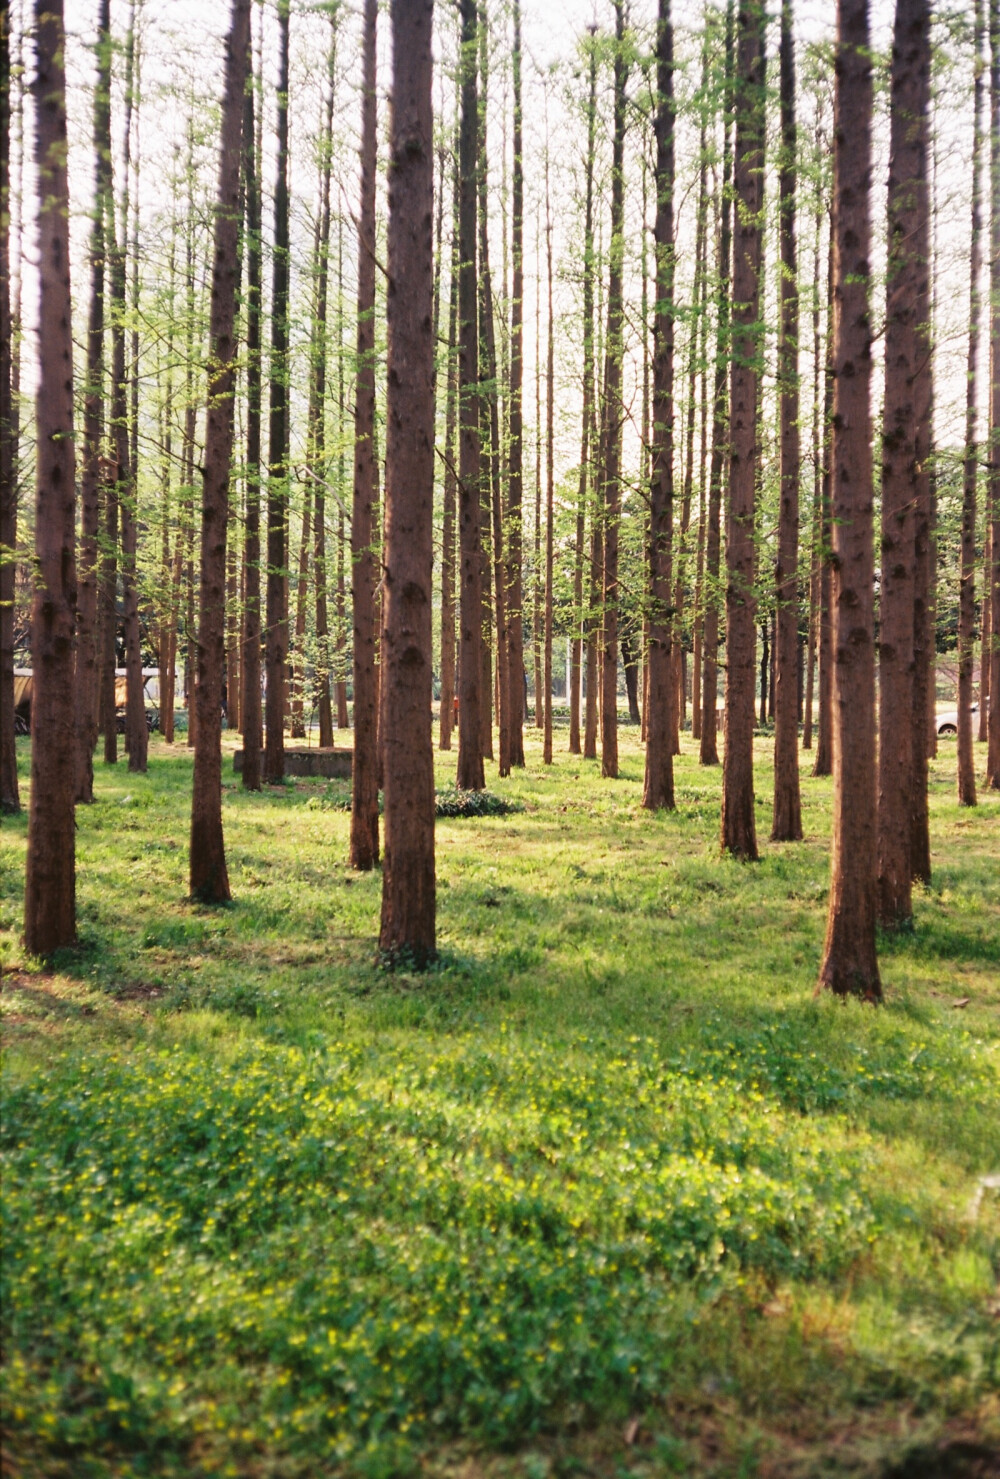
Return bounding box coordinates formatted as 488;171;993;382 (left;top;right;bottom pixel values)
1;725;998;1478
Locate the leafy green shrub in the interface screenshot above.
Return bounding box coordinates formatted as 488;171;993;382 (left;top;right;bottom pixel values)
434;787;520;818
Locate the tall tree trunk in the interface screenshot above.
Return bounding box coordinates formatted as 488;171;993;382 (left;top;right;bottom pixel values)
311;21;336;753
0;0;17;814
877;0;931;925
24;0;76;954
289;489;311;737
439;138;459;753
506;0;526;766
988;0;1000;788
600;0;628;781
818;0;881;1001
701;0;734;769
771;0;803;840
542;146;555;765
73;0;111;804
112;6;146;774
812;214;835;778
379;0;436;964
643;0;676;810
240;26;263;790
803;173;823;752
190;0;250;903
958;0;985;808
264;0;290;783
456;0;485;790
350;0;380;867
534;219;543;732
571;41;597;760
721;0;764;859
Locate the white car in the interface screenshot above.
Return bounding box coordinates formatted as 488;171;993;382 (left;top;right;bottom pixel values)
936;698;988;735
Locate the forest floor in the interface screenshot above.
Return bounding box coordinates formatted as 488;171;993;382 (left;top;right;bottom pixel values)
1;724;998;1479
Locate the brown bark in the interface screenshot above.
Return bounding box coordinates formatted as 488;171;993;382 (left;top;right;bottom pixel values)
643;0;676;811
877;0;931;925
115;6;146;774
803;175;823;752
771;0;803;841
958;0;985;808
720;0;764;859
264;0;290;784
601;0;628;781
988;0;1000;789
240;36;263;791
506;0;526;767
818;0;881;1002
0;0;16;814
73;0;111;804
812;221;835;779
543;146;554;766
456;0;485;791
438;146;459;754
350;0;380;868
190;0;250;903
570;48;597;760
99;194;119;766
379;0;436;965
24;0;77;955
534;221;543;732
701;0;734;769
311;21;336;754
289;489;311;738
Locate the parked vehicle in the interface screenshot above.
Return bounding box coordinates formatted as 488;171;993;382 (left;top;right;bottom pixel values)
936;697;988;736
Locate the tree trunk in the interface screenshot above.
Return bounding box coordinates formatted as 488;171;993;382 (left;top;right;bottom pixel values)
534;219;543;732
543;147;555;766
601;0;628;781
507;0;526;767
456;0;485;791
349;0;380;867
988;0;1000;789
812;221;835;778
115;6;146;774
378;0;436;965
24;0;77;955
264;0;290;784
310;21;336;753
877;0;931;925
803;171;823;752
958;0;985;808
720;0;764;860
701;0;734;769
73;0;111;805
439;136;459;754
818;0;881;1002
240;28;263;791
643;0;676;811
190;0;250;903
771;0;803;841
289;488;311;738
0;0;17;814
569;35;595;761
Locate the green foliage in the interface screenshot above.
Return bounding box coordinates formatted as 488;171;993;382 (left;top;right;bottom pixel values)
1;727;998;1476
434;787;521;818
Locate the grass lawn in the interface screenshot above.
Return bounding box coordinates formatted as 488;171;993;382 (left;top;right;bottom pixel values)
1;724;998;1478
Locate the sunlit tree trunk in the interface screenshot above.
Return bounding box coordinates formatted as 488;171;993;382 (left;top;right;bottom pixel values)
507;0;526;766
958;0;985;808
600;0;628;781
988;0;1000;789
312;20;336;753
439;137;459;754
351;0;380;867
877;0;931;925
264;0;290;783
771;0;803;841
379;0;436;965
457;0;485;791
240;28;263;791
24;0;77;955
190;0;250;903
543;146;554;765
818;0;881;1002
643;0;676;811
720;0;764;859
0;0;16;814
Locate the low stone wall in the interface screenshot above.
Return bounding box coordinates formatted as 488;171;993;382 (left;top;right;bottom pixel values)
233;747;353;779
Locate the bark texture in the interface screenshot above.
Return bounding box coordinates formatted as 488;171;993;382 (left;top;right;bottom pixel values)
264;0;290;784
378;0;436;965
350;0;380;870
643;0;676;812
818;0;881;1002
24;0;77;955
877;0;931;925
189;0;250;903
720;0;764;860
771;0;803;842
506;0;525;766
989;0;1000;789
1;0;19;814
240;43;263;791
